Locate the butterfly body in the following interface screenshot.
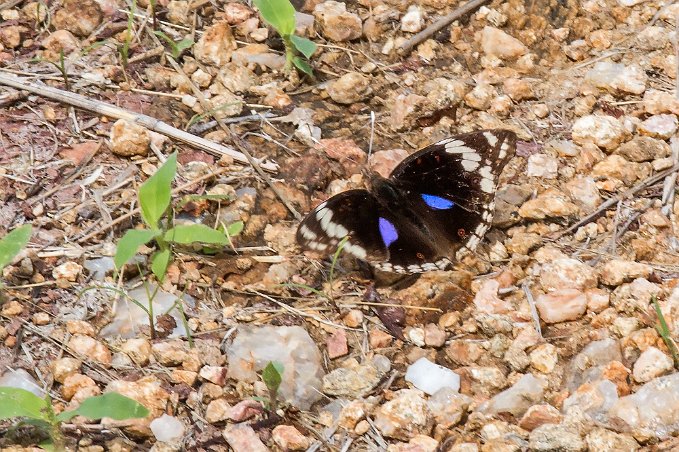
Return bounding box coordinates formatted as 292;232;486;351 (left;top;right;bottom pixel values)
297;130;517;274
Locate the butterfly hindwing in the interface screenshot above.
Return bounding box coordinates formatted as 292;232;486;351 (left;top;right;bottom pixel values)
296;190;389;262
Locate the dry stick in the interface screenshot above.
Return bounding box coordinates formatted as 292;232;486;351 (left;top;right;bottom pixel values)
552;161;679;239
398;0;491;56
662;138;679;218
663;17;679;249
144;27;302;220
0;72;278;173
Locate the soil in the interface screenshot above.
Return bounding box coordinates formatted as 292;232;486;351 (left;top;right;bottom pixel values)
1;0;679;450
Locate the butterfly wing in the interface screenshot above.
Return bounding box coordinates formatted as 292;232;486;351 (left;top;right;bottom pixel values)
384;129;517;265
296;130;517;274
296;190;389;263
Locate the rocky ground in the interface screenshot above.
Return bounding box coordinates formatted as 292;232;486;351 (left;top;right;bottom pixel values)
2;0;679;450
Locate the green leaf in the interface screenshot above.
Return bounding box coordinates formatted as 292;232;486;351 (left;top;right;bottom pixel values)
38;439;55;451
262;361;283;393
56;392;149;422
114;229;159;270
151;248;171;282
292;56;313;76
164;224;229;245
175;38;194;53
225;221;244;237
0;224;32;271
252;0;296;36
138;153;177;228
0;387;49;421
153;30;173;45
290;35;316;58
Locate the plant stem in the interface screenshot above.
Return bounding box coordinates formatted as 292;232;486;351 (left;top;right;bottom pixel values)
653;295;679;367
282;35;294;72
44;401;66;451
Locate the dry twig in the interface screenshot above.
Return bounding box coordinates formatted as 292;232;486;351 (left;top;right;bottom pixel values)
0;72;278;172
398;0;490;56
552;161;679;239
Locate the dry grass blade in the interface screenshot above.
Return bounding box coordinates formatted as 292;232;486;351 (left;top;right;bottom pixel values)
0;72;278;173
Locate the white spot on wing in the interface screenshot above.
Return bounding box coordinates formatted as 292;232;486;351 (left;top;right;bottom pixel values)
481;178;494;193
461;160;480;171
479;166;493;180
445;140;474;154
462;152;482;162
299;225;317;240
484;132;498;147
332;223;348;238
320;210;333;230
344;242;367;259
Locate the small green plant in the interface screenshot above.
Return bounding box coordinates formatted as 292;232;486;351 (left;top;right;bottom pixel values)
0;388;148;451
652;295;679;368
261;361;284;412
154;31;194;59
31;51;69;90
0;223;32;288
149;0;158;30
252;0;316;75
119;0;137;70
114;153;242;339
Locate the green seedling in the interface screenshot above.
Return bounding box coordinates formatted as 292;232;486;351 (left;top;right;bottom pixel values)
0;224;32;289
149;0;158;30
261;361;284;413
114;153;242;340
31;50;69;90
119;0;137;71
252;0;317;75
0;388;148;451
652;295;679;368
154;30;194;59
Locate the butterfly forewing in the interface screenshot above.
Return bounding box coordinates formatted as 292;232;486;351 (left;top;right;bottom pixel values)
390;129;516;211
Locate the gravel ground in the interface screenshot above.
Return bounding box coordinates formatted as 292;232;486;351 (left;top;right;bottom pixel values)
2;0;679;450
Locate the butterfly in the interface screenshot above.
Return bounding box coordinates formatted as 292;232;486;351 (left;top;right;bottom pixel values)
296;129;517;274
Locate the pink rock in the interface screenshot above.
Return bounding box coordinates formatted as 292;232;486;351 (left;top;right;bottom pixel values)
272;425;310;451
423;323;446;348
67;334;111;366
535;289;587;323
318;138;366;176
369;149;410;178
327;329;349;359
519;404;563;431
222;424;268;452
473;279;514;314
228;399;264;421
199;365;228;386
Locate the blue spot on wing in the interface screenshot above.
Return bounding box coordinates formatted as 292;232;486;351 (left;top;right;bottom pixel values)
378;217;398;248
421;194;455;210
